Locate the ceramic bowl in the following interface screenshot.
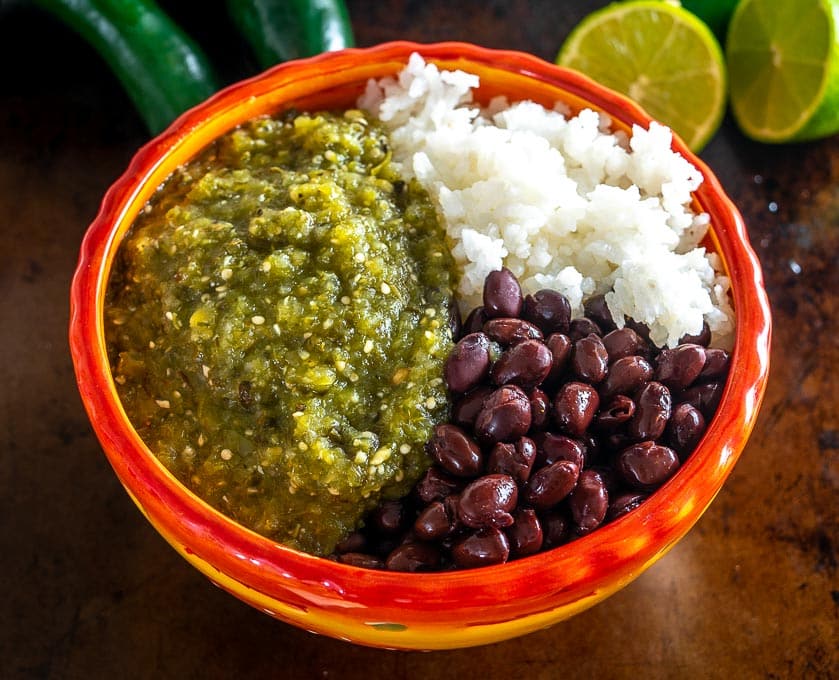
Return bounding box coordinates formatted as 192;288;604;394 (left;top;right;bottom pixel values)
69;41;771;650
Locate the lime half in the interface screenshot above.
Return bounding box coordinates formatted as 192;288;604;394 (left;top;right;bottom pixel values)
726;0;839;143
557;1;727;151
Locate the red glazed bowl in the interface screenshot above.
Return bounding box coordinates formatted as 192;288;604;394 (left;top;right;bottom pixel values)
69;41;771;650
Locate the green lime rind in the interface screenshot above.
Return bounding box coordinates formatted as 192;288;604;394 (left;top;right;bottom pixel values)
557;1;727;152
727;0;839;143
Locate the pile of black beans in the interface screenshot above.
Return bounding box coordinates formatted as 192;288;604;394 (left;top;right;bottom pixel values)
333;268;730;571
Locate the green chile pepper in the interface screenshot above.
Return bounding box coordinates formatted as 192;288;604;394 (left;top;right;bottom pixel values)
226;0;355;69
34;0;221;134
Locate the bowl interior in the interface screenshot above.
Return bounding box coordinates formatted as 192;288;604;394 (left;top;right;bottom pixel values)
69;41;771;649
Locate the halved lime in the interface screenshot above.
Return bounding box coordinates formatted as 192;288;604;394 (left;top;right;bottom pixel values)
557;1;727;151
726;0;839;143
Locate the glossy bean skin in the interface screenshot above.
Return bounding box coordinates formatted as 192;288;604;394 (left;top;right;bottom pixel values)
583;294;616;332
448;303;462;341
679;320;711;347
474;385;532;445
594;394;636;431
553;381;600;437
535;432;586;469
668;402;706;456
617;441;680;489
451;386;493;429
451;527;510;568
483;267;523;318
334;531;366;554
607;492;648;521
385;542;441;572
568;469;609;534
569;317;602;342
628;381;672;440
483;317;543;346
486;437;537;486
371;499;407;534
525;460;580;509
414;498;459;541
599;355;653;399
540;509;570;548
445;332;491;393
572;333;609;384
426;424;483;477
603;327;649;361
545;333;572;384
414;466;464;504
506;507;543;557
522;289;571;334
681;381;724;418
528;388;550;430
457;474;518;529
655;343;707;391
462;306;488;337
491;339;553;389
337;552;384;569
699;348;730;380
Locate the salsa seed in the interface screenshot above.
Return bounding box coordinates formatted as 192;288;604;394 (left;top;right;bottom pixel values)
364;339;374;353
399;444;411;454
381;282;391;294
220;448;233;460
221;268;233;280
303;332;312;339
354;451;367;464
341;296;351;305
335;360;347;371
273;323;282;335
298;349;310;360
371;448;391;465
155;399;170;409
322;318;334;329
425;397;437;409
251;315;266;325
291;411;304;418
298;442;308;451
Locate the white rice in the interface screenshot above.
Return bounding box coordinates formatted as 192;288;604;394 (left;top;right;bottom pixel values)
358;54;734;349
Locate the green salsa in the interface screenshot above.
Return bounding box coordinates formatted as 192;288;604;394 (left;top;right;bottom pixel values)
106;110;455;555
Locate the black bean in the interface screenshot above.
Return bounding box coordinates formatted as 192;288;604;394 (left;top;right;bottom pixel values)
607;492;648;521
414;499;459;541
655;343;707;391
583;294;617;332
524;460;580;509
603;327;650;361
617;441;680;490
569;317;602;342
426;423;483;477
337;553;384;569
528;388;550;430
540;509;571;548
506;508;543;557
545;333;572;384
414;466;464;504
483;267;523;319
594;394;636;431
681;381;724;419
491;339;553;389
451;528;510;568
385;542;441;572
522;289;571;334
553;381;600;438
535;432;586;469
445;332;491;393
679;320;711;347
486;437;537;486
448;303;462;341
462;306;488;336
458;474;518;529
451;386;493;429
699;348;730;381
668;402;706;457
599;355;653;399
628;381;672;441
334;531;366;554
568;469;609;534
474;385;532;445
572;333;609;383
370;499;407;534
483;317;543;346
